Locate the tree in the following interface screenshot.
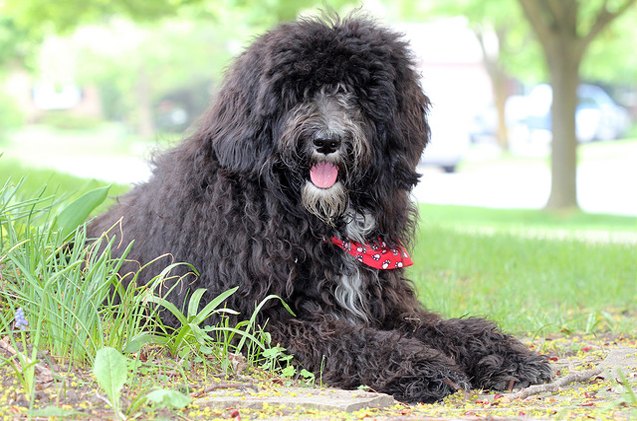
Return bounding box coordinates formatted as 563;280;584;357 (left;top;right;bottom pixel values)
0;17;38;70
517;0;636;211
419;1;539;150
2;0;202;33
2;0;354;34
582;7;637;83
2;0;356;137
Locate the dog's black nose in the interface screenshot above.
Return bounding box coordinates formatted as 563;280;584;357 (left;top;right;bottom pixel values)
313;136;341;155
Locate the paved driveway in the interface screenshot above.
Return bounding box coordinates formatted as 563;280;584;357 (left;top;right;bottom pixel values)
414;156;637;217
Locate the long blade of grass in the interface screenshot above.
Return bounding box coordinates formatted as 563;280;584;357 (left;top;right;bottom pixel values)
206;326;269;352
187;289;206;319
235;294;294;354
144;295;188;327
192;286;239;325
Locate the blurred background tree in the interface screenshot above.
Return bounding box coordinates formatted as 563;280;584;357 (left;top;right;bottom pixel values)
518;0;636;210
397;0;636;211
1;0;354;137
1;0;636;212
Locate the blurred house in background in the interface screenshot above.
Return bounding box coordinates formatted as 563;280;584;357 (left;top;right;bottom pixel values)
3;37;102;126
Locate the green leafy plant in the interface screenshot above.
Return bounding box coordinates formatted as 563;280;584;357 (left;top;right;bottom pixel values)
1;330;38;404
93;347;192;418
144;389;191;409
278;364;316;386
299;368;316;385
260;345;293;374
143;285;238;358
93;347;128;420
0;180;302;415
135;284;297;377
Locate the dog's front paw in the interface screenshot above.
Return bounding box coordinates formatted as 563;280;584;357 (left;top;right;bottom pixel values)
385;363;471;403
473;348;553;391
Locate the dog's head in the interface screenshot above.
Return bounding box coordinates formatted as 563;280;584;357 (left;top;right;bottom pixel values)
199;17;430;232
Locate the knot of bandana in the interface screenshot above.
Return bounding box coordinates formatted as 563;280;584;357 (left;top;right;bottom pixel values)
330;236;413;270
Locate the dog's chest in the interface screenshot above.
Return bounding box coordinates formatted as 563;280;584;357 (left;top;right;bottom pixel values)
333;210;378;323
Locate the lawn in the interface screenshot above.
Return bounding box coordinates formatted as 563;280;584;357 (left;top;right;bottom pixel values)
412;204;636;334
1;160;636;418
0;158;128;212
411;221;636;335
2;159;635;336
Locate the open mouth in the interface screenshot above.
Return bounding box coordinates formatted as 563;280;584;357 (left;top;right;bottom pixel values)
309;161;339;189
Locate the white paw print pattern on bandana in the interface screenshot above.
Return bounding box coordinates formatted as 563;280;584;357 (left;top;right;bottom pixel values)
330;236;413;270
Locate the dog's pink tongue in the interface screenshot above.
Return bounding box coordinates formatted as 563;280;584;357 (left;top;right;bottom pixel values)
310;162;339;189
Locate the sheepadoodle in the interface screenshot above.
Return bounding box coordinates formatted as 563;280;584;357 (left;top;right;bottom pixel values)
89;17;552;403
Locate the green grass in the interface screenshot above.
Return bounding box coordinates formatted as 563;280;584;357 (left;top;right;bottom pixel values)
419;203;637;232
0;181;293;414
410;220;636;335
0;158;128;213
412;204;636;336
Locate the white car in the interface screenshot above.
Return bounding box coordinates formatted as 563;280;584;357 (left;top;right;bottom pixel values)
420;107;471;173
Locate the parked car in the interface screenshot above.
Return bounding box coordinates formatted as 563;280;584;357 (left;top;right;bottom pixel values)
513;84;631;143
420;107;471;173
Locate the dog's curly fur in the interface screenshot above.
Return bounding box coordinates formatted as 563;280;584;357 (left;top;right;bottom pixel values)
89;17;552;403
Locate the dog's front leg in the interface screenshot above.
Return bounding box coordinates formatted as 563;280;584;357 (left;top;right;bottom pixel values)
268;317;470;403
408;316;553;390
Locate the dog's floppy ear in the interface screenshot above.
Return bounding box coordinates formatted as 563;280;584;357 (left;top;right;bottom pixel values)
393;73;430;169
208;105;274;174
380;64;430;192
202;50;276;175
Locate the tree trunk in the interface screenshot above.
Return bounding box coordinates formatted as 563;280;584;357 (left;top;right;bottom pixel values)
518;0;636;212
476;28;510;150
545;43;581;211
491;71;510;151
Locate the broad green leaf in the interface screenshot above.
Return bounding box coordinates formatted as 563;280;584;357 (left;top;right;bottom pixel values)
300;369;315;381
54;185;110;241
93;347;128;406
123;332;168;353
146;389;191;409
281;365;296;378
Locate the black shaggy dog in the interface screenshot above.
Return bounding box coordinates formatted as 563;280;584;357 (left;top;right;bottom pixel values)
89;17;552;403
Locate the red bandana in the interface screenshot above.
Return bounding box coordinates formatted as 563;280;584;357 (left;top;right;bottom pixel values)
331;236;413;270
